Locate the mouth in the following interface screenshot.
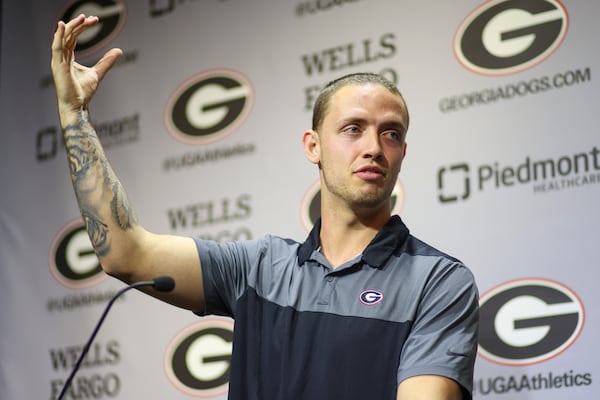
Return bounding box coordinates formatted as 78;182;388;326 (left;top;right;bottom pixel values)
354;165;386;181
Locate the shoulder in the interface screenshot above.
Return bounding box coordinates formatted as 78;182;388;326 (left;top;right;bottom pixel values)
395;234;477;293
193;234;301;261
402;234;464;264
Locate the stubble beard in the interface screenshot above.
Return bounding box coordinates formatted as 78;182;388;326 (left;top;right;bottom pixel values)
321;169;393;212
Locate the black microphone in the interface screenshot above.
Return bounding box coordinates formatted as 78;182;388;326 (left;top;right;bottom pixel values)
56;276;175;400
151;275;175;292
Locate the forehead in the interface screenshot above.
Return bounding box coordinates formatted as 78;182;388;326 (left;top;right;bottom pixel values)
326;84;408;123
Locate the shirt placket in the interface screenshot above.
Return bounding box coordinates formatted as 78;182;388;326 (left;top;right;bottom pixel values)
317;272;337;306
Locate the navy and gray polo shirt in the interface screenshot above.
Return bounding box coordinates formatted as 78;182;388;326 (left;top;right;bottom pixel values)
195;215;479;400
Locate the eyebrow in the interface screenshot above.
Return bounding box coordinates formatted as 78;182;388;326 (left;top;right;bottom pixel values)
336;116;368;127
380;120;407;134
337;117;406;133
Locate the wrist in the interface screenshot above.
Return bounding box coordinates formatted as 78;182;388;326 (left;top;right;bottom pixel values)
59;104;89;127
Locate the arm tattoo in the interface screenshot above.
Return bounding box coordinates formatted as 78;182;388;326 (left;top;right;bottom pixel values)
62;110;138;257
63;112;101;186
82;209;110;257
110;180;138;230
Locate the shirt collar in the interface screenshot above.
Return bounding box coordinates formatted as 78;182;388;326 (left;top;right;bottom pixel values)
297;215;410;269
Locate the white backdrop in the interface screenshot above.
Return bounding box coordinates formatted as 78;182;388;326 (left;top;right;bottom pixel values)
0;0;597;399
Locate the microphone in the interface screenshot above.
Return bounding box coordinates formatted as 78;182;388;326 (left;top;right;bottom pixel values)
56;276;175;400
151;275;175;292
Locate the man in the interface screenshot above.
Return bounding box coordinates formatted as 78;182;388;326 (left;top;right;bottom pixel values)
52;14;478;400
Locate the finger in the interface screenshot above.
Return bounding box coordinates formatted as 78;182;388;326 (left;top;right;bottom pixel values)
51;21;72;69
69;15;99;36
62;14;86;39
51;21;66;55
51;22;64;74
94;48;123;81
63;15;98;50
61;15;85;52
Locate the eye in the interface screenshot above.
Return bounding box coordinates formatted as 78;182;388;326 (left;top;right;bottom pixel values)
382;130;403;143
341;125;362;135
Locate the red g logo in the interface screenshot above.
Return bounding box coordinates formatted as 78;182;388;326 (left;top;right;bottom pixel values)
454;0;568;75
165;70;253;145
478;278;584;365
165;319;234;397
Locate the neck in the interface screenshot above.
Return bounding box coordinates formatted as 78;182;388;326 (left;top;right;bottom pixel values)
319;203;391;268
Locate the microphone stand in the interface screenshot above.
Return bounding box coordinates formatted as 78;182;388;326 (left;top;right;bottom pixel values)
57;278;173;400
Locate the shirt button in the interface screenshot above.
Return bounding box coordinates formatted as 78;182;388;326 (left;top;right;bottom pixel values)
325;276;334;282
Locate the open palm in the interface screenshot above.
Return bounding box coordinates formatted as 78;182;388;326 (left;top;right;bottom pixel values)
51;15;122;112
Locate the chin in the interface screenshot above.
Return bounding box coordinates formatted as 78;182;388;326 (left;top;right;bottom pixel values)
352;195;389;210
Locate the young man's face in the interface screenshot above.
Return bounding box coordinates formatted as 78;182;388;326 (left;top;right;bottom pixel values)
312;83;408;213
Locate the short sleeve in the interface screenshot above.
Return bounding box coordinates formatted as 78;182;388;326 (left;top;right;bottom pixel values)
193;237;266;317
397;262;479;399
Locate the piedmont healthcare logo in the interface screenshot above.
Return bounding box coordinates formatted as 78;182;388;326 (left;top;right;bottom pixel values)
165;69;254;145
478;278;584;366
454;0;568;76
300;179;405;231
59;0;127;58
49;218;106;289
165;319;234;397
437;146;600;203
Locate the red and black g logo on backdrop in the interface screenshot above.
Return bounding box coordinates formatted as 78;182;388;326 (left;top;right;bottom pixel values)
165;319;234;397
49;218;106;288
478;278;584;366
454;0;568;75
59;0;127;58
165;69;254;145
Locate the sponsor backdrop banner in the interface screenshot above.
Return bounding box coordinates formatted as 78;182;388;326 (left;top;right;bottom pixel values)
0;0;597;399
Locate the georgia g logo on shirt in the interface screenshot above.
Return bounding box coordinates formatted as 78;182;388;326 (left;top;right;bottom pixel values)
360;290;384;305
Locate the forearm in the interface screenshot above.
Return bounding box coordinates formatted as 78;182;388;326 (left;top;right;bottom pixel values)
61;107;139;271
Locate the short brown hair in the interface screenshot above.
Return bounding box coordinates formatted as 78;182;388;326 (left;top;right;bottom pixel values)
311;72;409;131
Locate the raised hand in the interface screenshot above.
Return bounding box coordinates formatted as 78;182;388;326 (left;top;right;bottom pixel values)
51;14;122;115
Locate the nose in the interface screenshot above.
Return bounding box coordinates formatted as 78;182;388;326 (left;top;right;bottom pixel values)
362;129;384;160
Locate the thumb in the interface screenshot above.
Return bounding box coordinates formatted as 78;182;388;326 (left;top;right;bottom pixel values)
94;48;123;81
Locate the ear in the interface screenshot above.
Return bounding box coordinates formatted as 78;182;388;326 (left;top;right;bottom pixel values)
302;129;320;165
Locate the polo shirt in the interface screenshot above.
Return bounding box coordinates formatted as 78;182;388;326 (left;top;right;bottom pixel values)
195;215;479;400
